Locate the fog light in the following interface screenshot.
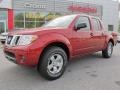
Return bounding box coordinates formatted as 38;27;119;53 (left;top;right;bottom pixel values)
20;56;26;63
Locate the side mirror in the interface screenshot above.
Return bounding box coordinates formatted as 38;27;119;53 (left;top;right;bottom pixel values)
75;23;87;30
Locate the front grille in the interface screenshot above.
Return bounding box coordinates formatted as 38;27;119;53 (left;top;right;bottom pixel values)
15;36;20;45
6;35;20;46
7;36;13;44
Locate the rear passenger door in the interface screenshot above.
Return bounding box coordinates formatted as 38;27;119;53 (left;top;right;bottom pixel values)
92;18;106;50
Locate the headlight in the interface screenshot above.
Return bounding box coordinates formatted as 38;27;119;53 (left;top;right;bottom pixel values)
17;35;38;46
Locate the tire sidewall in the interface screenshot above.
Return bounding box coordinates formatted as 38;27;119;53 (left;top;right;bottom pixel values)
47;51;67;77
39;47;68;80
107;42;113;57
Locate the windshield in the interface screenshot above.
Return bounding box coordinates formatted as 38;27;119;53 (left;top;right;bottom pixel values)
42;15;76;28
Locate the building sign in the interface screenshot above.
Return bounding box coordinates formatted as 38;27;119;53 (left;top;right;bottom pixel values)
0;0;12;9
24;3;47;9
13;0;102;18
13;0;52;12
68;5;97;13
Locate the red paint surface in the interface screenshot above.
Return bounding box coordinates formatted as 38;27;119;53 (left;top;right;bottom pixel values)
8;9;14;31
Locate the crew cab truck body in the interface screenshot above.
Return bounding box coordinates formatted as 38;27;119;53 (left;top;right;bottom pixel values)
4;14;117;80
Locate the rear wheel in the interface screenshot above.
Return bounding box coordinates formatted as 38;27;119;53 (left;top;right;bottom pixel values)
38;46;68;80
102;42;113;58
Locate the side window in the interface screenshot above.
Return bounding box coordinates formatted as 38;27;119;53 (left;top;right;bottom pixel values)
97;20;102;30
92;18;101;31
75;16;90;30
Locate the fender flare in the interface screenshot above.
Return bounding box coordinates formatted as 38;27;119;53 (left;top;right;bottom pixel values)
38;33;73;59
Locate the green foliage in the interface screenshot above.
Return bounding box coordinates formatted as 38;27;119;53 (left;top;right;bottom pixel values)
15;13;24;20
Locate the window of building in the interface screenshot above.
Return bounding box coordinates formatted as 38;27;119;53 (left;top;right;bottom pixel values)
14;11;62;29
14;11;24;28
0;10;8;33
108;25;114;31
75;16;90;30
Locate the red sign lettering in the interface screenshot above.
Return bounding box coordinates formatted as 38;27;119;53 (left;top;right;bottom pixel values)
68;5;97;13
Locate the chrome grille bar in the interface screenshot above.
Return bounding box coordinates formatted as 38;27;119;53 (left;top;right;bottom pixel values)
6;35;21;46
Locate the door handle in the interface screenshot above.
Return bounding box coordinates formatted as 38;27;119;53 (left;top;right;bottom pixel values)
90;33;93;36
101;33;104;36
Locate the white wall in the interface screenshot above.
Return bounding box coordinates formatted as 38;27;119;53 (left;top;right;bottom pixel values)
70;0;119;32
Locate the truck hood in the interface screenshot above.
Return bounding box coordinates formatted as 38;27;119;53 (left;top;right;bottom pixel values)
9;27;67;35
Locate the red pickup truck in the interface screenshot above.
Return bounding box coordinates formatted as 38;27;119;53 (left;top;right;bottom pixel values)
4;14;117;80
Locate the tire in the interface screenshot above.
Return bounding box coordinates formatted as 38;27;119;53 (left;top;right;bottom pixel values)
118;41;120;43
38;46;68;80
1;41;5;44
102;42;113;58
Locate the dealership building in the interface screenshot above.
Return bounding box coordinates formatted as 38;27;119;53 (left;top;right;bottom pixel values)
0;0;119;33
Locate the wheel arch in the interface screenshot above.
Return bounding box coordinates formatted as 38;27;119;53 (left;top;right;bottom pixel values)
37;41;71;68
108;38;114;46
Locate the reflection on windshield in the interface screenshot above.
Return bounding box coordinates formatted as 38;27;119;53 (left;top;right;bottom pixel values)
42;15;76;28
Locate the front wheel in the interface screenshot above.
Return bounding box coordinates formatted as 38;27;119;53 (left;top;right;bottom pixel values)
38;46;68;80
102;42;113;58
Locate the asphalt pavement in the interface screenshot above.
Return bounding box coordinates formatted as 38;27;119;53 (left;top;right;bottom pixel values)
0;44;120;90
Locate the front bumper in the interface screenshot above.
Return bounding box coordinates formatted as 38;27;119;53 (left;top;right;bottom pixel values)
4;45;42;67
0;36;6;40
5;52;16;64
0;37;6;44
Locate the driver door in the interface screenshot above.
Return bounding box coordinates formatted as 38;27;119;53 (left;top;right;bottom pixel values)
72;16;95;56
